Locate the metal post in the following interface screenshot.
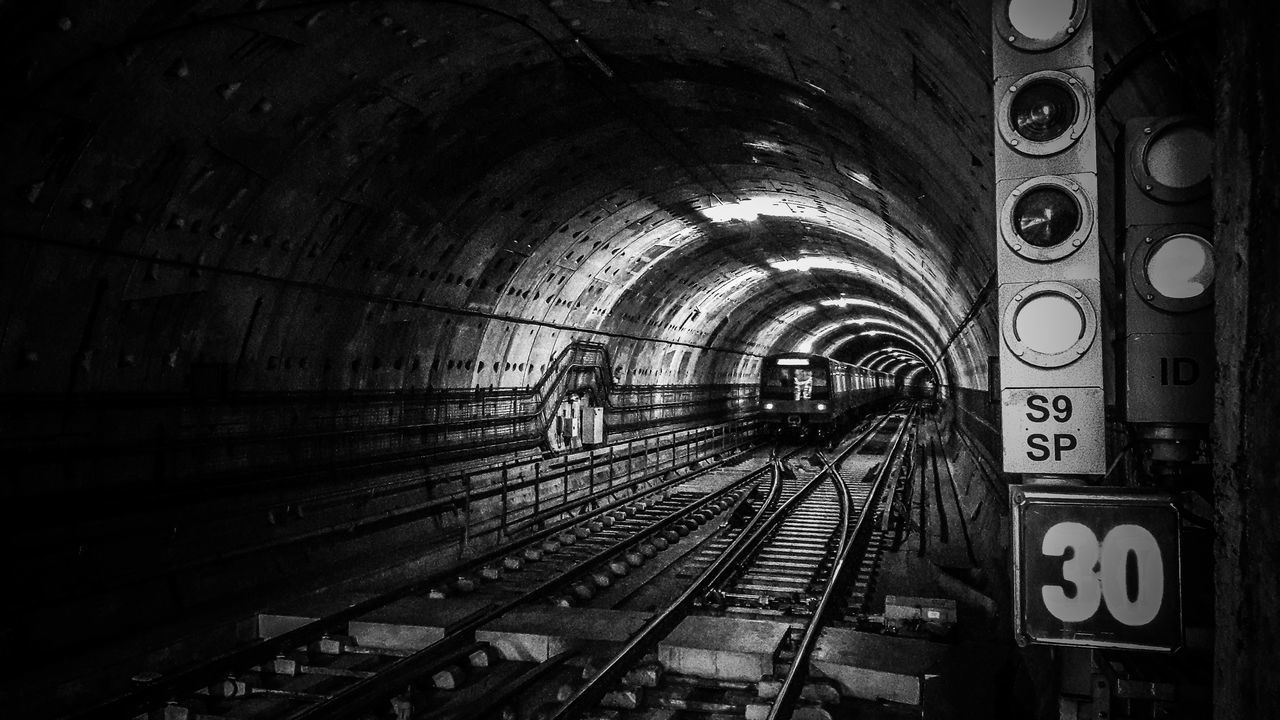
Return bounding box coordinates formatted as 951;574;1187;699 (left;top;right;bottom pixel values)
500;466;508;538
627;439;634;485
462;474;472;556
608;444;615;492
534;462;541;521
589;447;596;498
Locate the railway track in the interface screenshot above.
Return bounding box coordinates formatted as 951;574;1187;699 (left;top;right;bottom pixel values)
546;404;917;720
68;405;919;720
69;440;783;720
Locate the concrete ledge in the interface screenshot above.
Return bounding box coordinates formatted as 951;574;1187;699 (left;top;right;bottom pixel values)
810;628;947;705
257;593;378;639
348;596;493;651
659;616;790;681
476;607;652;662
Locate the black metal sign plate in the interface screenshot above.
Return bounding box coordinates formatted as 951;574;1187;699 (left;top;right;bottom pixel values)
1011;486;1182;651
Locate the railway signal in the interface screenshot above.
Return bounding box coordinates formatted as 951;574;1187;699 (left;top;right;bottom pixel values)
1122;117;1214;440
991;0;1105;476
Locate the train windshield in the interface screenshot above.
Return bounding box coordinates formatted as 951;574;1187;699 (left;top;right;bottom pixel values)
761;363;829;400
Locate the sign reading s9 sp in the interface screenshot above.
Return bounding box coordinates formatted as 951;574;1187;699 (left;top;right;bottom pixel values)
1001;387;1105;475
1010;487;1182;651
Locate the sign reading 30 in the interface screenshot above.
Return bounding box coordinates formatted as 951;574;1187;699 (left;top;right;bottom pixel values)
1011;487;1182;651
1040;521;1164;626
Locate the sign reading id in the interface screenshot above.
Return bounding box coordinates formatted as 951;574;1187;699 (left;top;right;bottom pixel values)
1001;387;1104;475
1010;487;1182;651
1125;333;1213;423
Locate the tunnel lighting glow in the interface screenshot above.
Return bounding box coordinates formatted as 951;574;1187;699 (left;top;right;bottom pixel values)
745;139;786;153
701;196;801;223
845;170;876;190
835;330;934;362
856;348;927;369
788;96;814;111
771;257;868;274
776;358;810;366
821;297;877;308
803;317;941;360
818;298;918;327
1007;0;1076;41
1014;292;1084;355
879;358;915;374
903;366;931;383
767;258;958;340
1146;234;1215;299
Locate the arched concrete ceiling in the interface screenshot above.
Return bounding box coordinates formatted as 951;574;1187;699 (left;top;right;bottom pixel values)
1;0;999;394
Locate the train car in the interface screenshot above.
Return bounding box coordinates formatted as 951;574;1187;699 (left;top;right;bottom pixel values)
759;352;894;439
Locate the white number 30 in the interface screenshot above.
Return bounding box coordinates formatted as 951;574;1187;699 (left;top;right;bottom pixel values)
1040;522;1164;626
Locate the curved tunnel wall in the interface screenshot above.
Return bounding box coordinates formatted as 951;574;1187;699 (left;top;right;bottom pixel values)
0;0;1230;713
0;1;1012;707
1;1;997;402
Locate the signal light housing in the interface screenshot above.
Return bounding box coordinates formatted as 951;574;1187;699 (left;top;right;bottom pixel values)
1123;116;1214;425
999;174;1095;266
1001;281;1098;369
993;0;1103;477
998;70;1091;156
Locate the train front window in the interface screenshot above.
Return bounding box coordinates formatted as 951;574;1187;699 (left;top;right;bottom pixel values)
762;364;830;400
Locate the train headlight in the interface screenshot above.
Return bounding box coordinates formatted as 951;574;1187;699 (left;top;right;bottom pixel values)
816;403;827;411
764;402;775;410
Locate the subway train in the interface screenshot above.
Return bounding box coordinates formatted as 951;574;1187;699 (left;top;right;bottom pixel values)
759;352;895;438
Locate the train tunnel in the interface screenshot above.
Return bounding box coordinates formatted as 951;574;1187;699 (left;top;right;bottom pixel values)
1;1;1275;718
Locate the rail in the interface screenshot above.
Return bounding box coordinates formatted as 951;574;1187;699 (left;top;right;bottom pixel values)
550;410;900;719
68;443;769;720
768;404;917;720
